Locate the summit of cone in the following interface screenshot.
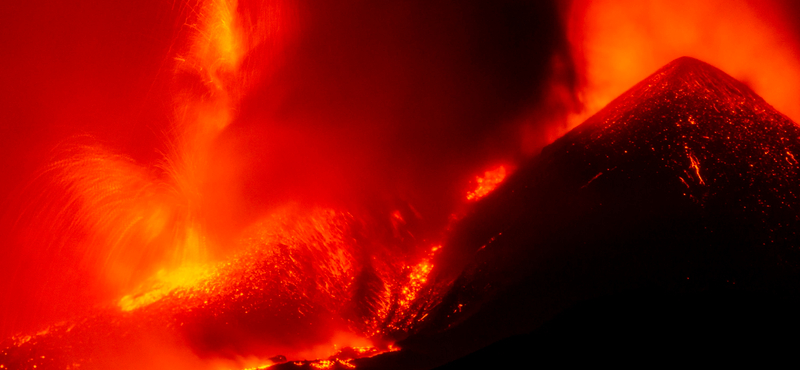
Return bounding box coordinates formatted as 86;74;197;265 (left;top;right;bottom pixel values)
604;56;763;106
537;56;800;206
561;56;795;148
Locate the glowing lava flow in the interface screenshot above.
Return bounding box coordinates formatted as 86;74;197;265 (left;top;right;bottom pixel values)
1;203;454;368
466;166;508;201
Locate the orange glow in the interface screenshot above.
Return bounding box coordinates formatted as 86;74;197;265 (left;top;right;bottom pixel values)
1;0;302;364
9;0;285;315
43;0;296;307
466;166;508;201
18;143;207;297
118;262;214;311
567;0;800;129
6;0;800;368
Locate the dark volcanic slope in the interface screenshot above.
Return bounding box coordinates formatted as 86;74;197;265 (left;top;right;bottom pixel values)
370;57;800;368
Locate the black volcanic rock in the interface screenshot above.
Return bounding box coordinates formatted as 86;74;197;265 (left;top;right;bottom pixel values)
370;57;800;368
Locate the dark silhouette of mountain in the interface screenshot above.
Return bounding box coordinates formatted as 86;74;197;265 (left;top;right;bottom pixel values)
356;56;800;368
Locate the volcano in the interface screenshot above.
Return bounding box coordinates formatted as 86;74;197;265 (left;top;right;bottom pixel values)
4;57;800;369
354;56;800;368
